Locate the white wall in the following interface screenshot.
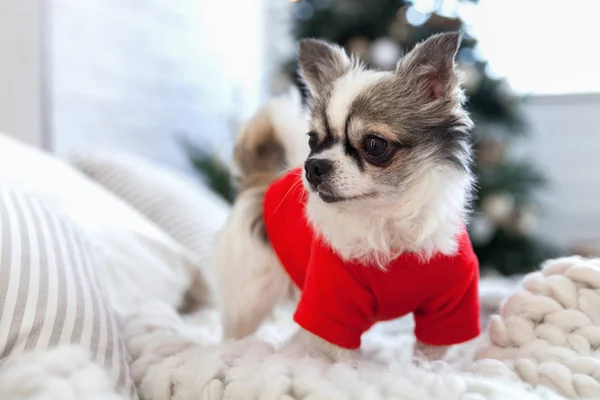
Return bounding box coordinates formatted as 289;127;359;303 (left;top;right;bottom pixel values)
521;93;600;248
0;0;45;147
47;0;267;170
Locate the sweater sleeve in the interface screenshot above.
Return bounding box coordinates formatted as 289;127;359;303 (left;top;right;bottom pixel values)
293;238;375;349
413;255;481;346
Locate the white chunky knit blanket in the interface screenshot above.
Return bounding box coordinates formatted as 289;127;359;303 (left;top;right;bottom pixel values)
7;256;596;399
121;256;600;400
0;346;126;400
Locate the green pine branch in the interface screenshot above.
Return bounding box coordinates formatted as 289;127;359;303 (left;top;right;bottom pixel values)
182;140;235;204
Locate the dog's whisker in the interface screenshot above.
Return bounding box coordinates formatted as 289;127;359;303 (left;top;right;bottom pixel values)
271;177;304;216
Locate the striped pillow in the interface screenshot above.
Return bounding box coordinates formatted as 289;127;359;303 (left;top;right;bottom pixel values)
0;134;207;315
0;133;216;398
0;185;137;399
70;151;230;289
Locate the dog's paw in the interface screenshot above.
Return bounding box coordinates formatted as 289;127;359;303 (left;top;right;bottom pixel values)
279;330;359;364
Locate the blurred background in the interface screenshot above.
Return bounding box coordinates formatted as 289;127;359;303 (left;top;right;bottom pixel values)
1;0;599;276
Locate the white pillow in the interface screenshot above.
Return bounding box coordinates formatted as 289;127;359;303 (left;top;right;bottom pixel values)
69;150;230;290
0;133;205;315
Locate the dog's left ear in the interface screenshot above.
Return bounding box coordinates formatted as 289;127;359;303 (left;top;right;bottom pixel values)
396;32;462;102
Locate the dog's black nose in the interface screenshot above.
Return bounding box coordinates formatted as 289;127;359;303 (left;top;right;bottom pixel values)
305;158;333;187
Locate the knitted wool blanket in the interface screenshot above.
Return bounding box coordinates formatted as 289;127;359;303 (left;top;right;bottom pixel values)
121;256;600;400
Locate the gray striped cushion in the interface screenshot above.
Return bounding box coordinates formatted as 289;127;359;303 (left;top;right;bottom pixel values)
70;151;230;288
0;133;205;315
0;185;137;399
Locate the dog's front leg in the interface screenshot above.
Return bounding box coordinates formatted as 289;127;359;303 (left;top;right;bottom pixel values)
280;329;359;363
413;340;449;361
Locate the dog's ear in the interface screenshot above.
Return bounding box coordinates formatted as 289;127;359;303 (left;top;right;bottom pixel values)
298;39;352;96
396;32;462;102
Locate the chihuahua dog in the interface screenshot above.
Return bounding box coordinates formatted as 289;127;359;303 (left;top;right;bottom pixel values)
214;32;480;362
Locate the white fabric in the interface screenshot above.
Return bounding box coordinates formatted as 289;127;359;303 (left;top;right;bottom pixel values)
474;256;600;398
0;133;201;315
122;277;568;400
70;150;229;291
0;345;125;400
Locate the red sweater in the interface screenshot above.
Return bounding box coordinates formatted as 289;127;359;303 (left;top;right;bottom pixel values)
263;168;481;349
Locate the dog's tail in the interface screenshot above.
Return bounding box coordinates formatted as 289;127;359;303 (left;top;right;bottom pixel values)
231;87;309;195
215;89;306;337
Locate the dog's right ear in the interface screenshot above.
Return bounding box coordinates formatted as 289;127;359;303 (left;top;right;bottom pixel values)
298;39;351;97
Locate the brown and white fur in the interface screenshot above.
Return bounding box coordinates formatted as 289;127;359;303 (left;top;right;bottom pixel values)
214;32;475;362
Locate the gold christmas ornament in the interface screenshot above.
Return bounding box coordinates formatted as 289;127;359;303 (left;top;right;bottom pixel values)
396;5;409;24
513;204;538;235
482;192;515;225
388;20;412;43
425;13;461;31
345;37;370;61
476;139;507;167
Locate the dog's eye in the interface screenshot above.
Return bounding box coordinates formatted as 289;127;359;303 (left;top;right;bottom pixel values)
362;136;389;159
307;131;318;150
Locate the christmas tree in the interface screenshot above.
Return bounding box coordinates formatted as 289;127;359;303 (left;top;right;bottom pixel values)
190;0;559;275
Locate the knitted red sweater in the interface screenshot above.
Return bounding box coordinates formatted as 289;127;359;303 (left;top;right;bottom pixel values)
263;168;481;349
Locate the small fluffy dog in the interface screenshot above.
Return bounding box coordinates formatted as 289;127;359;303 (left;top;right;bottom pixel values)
215;32;480;361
